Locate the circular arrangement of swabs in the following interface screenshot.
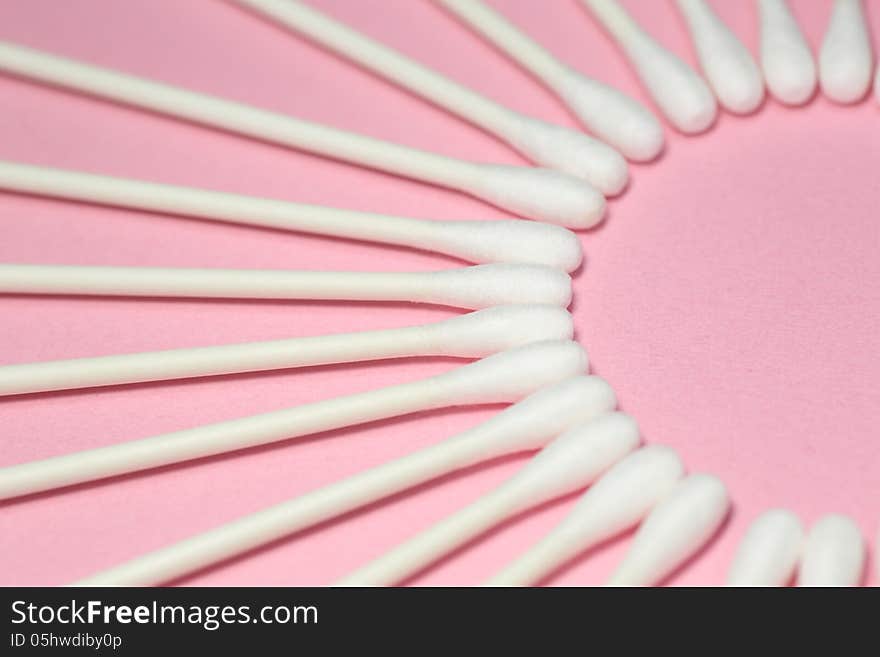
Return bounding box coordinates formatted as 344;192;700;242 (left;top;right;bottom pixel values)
0;0;877;586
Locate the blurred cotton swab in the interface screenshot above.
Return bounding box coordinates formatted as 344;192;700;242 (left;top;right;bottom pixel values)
0;40;604;228
338;412;640;586
0;160;583;272
606;474;729;586
486;445;684;586
0;305;572;396
230;0;627;195
819;0;873;104
726;509;803;586
579;0;717;134
0;340;587;500
758;0;817;105
797;515;865;586
438;0;663;162
72;376;617;586
0;263;571;311
675;0;764;114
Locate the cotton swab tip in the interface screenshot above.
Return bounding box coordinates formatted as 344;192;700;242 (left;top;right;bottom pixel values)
433;220;583;272
726;509;804;586
798;514;865;586
505;412;640;503
432;305;573;357
438;340;588;405
469;165;606;229
432;264;572;309
556;71;665;162
507;117;629;196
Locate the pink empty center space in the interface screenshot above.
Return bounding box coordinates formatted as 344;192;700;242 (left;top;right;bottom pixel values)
0;0;878;586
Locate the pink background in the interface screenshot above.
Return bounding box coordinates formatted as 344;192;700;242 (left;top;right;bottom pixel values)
1;0;878;586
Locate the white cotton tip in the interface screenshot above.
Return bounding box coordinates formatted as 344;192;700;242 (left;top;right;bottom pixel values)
502;412;641;509
474;376;618;459
558;445;685;544
797;514;865;586
607;473;730;586
678;0;765;114
504;116;629;196
759;0;817;105
630;39;718;134
430;305;574;357
726;509;804;586
438;339;587;405
818;0;873;104
467;165;606;229
428;220;583;272
428;264;571;310
555;70;665;162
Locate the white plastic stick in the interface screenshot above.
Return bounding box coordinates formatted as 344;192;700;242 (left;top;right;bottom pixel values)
819;0;873;104
0;340;587;500
726;509;804;586
797;514;865;586
758;0;817;105
0;263;571;311
73;376;617;586
338;412;640;586
0;305;573;396
438;0;663;163
675;0;764;114
0;160;583;272
0;40;605;229
606;474;729;586
231;0;627;195
579;0;717;134
485;445;684;586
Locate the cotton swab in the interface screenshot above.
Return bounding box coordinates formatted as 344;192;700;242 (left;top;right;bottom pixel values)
797;514;865;586
819;0;874;104
0;160;583;272
579;0;717;134
338;412;640;586
675;0;764;114
0;305;573;397
606;474;729;586
0;263;571;311
438;0;663;162
230;0;627;196
73;375;617;586
0;340;586;500
726;509;804;586
0;41;604;229
485;445;684;586
758;0;817;105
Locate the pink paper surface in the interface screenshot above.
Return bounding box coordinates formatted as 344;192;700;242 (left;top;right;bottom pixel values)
0;0;877;586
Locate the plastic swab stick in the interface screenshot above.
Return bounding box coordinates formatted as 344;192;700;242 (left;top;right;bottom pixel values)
579;0;717;134
758;0;817;105
485;445;684;586
797;514;865;586
73;376;617;586
338;412;640;586
0;305;573;397
819;0;873;104
0;340;586;500
606;474;729;586
726;509;804;586
0;263;571;311
438;0;663;162
675;0;764;114
231;0;627;195
0;41;604;229
0;160;583;272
